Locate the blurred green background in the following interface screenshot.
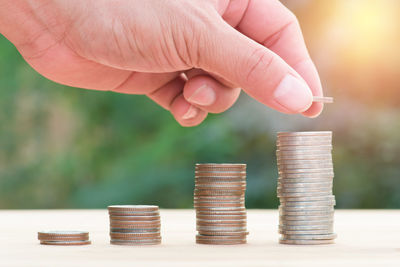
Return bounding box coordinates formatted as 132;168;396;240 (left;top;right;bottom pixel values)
1;0;399;209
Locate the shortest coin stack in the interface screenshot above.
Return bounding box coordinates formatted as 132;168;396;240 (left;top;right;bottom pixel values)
38;231;91;245
108;205;161;245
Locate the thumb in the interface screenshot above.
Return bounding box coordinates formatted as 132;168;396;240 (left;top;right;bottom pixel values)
197;21;313;114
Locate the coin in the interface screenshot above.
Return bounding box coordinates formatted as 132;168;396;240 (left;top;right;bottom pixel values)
38;230;88;238
277;186;332;193
110;228;160;233
279;229;334;235
108;205;159;212
110;239;161;246
277;135;332;142
110;232;161;238
279;224;333;231
277;192;333;198
195;173;246;177
277;139;332;145
279;168;334;174
312;96;333;103
196;239;247;245
198;230;249;236
278;182;332;188
279;209;334;216
278;178;334;184
109;215;160;221
280;220;333;226
40;240;92;246
277;131;332;137
279;195;335;202
38;231;90;245
279;215;333;221
281;233;337;240
277;158;332;164
279;238;335;245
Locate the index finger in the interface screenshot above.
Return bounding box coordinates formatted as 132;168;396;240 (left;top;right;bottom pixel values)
222;0;324;117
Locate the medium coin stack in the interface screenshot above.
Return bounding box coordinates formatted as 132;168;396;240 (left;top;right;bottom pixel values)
38;231;91;245
276;131;337;245
194;163;248;245
108;205;161;245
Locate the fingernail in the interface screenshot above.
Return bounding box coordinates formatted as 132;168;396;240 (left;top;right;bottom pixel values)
273;74;313;112
182;105;199;120
187;85;216;106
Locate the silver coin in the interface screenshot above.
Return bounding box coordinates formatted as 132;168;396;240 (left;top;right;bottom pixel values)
279;199;336;205
278;163;333;170
279;168;334;174
279;224;333;231
277;154;332;161
280;220;333;226
197;226;247;231
281;233;337;240
277;131;332;136
107;205;159;211
279;229;334;235
197;231;249;236
277;136;332;142
196;219;247;224
279;172;334;179
194;197;245;201
278;182;332;188
279;214;333;221
110;228;160;233
40;240;91;245
277;159;332;165
108;211;160;216
279;207;335;213
277;140;332;146
278;178;334;184
279;209;334;216
279;238;335;245
277;145;332;150
276;149;332;155
277;187;332;193
279;195;335;202
277;158;332;164
277;192;332;198
110;240;161;246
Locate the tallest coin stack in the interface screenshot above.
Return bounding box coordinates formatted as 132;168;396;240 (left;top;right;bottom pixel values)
194;163;248;245
276;131;337;245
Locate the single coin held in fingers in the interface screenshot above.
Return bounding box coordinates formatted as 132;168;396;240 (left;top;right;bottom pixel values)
312;96;333;103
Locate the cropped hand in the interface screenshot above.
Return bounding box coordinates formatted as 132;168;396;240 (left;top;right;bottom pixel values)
0;0;324;126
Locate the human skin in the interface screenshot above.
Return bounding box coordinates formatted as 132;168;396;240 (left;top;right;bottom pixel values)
0;0;324;127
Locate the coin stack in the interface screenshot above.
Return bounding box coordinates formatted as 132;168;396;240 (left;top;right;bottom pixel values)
38;231;91;245
194;163;248;245
276;131;337;245
108;205;161;245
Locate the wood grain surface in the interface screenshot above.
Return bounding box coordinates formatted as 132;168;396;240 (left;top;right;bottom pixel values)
1;209;400;266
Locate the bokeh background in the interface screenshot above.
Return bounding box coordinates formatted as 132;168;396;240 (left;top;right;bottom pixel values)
1;0;399;209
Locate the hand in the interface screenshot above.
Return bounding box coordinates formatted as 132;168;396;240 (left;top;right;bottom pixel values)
0;0;324;126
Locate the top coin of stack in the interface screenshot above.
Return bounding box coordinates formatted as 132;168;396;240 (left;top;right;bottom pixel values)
194;163;248;245
276;131;337;245
38;231;91;245
108;205;161;245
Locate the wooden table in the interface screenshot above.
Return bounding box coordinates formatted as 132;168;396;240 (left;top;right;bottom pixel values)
1;210;400;266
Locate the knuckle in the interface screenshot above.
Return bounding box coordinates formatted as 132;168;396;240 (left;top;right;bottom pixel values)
244;48;275;86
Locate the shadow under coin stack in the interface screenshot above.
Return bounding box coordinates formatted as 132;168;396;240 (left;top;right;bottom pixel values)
276;131;337;245
38;231;91;245
108;205;161;245
194;163;248;245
